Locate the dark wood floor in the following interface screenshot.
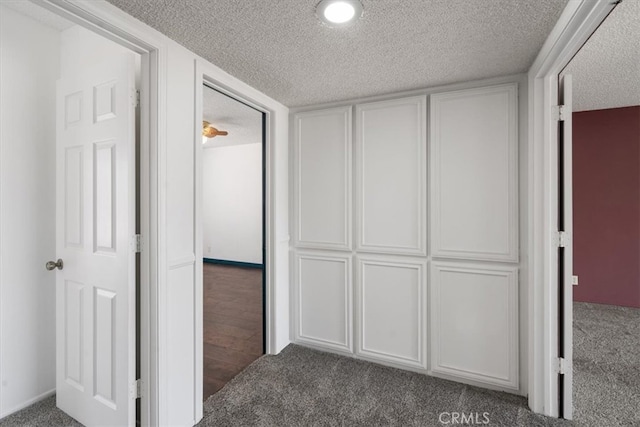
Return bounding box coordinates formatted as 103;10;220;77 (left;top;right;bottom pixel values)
203;263;263;400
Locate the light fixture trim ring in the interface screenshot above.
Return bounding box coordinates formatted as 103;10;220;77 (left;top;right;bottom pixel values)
316;0;363;27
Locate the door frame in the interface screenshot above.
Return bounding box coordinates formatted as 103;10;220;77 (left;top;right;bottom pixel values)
193;60;279;418
526;0;615;418
195;58;277;353
33;0;164;424
195;77;270;405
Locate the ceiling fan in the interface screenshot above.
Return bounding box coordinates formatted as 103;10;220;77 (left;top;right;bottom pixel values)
202;121;229;138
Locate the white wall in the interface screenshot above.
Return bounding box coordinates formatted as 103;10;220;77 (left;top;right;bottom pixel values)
203;143;263;264
0;6;59;418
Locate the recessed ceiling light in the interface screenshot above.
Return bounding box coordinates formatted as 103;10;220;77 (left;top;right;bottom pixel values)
316;0;363;27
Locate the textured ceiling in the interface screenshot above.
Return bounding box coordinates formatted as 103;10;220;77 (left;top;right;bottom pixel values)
203;85;262;149
1;0;73;31
105;0;568;107
563;0;640;112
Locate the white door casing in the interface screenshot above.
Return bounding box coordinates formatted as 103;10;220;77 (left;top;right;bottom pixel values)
558;74;573;420
55;52;136;426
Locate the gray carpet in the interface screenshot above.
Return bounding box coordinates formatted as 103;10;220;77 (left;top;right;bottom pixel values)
1;302;638;426
198;344;567;427
0;396;81;427
573;302;640;426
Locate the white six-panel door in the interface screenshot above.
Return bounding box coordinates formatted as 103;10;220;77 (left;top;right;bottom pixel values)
55;52;136;426
292;83;519;392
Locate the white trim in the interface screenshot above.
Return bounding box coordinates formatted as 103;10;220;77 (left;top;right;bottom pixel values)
193;61;204;422
526;0;615;418
168;255;197;270
291;74;526;114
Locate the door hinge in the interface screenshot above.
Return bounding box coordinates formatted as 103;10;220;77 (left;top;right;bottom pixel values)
552;104;566;121
554;357;571;375
131;379;142;399
131;234;142;253
132;89;140;108
556;231;569;248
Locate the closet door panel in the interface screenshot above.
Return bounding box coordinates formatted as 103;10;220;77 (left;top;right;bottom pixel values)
430;262;518;389
294;107;352;250
356;256;427;369
430;84;518;261
356;96;427;255
294;251;352;353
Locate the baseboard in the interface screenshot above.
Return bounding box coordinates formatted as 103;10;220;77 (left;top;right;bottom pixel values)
0;388;55;420
203;258;263;269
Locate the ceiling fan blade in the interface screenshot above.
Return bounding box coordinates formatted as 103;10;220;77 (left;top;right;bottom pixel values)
202;121;229;138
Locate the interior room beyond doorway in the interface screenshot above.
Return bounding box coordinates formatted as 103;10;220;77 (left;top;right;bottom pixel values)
201;86;265;399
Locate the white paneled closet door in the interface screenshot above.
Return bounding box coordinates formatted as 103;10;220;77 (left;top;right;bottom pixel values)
429;84;519;391
353;96;428;371
293;107;353;352
355;256;427;370
292;83;520;393
294;107;352;251
294;251;352;353
430;262;518;389
430;85;518;261
355;96;427;256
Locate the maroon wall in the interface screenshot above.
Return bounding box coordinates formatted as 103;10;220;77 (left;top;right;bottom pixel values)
573;106;640;308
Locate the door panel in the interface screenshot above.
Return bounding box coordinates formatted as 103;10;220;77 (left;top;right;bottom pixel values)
94;141;116;253
64;280;85;390
294;252;352;353
430;262;519;389
356;256;426;369
294;107;352;250
64;146;84;248
356;96;427;255
56;52;136;426
430;85;518;261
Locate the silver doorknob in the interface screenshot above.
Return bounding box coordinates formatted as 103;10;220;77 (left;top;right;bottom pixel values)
46;259;64;271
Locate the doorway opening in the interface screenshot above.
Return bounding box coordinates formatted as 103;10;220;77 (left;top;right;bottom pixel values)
559;0;640;422
0;2;148;425
201;85;266;400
